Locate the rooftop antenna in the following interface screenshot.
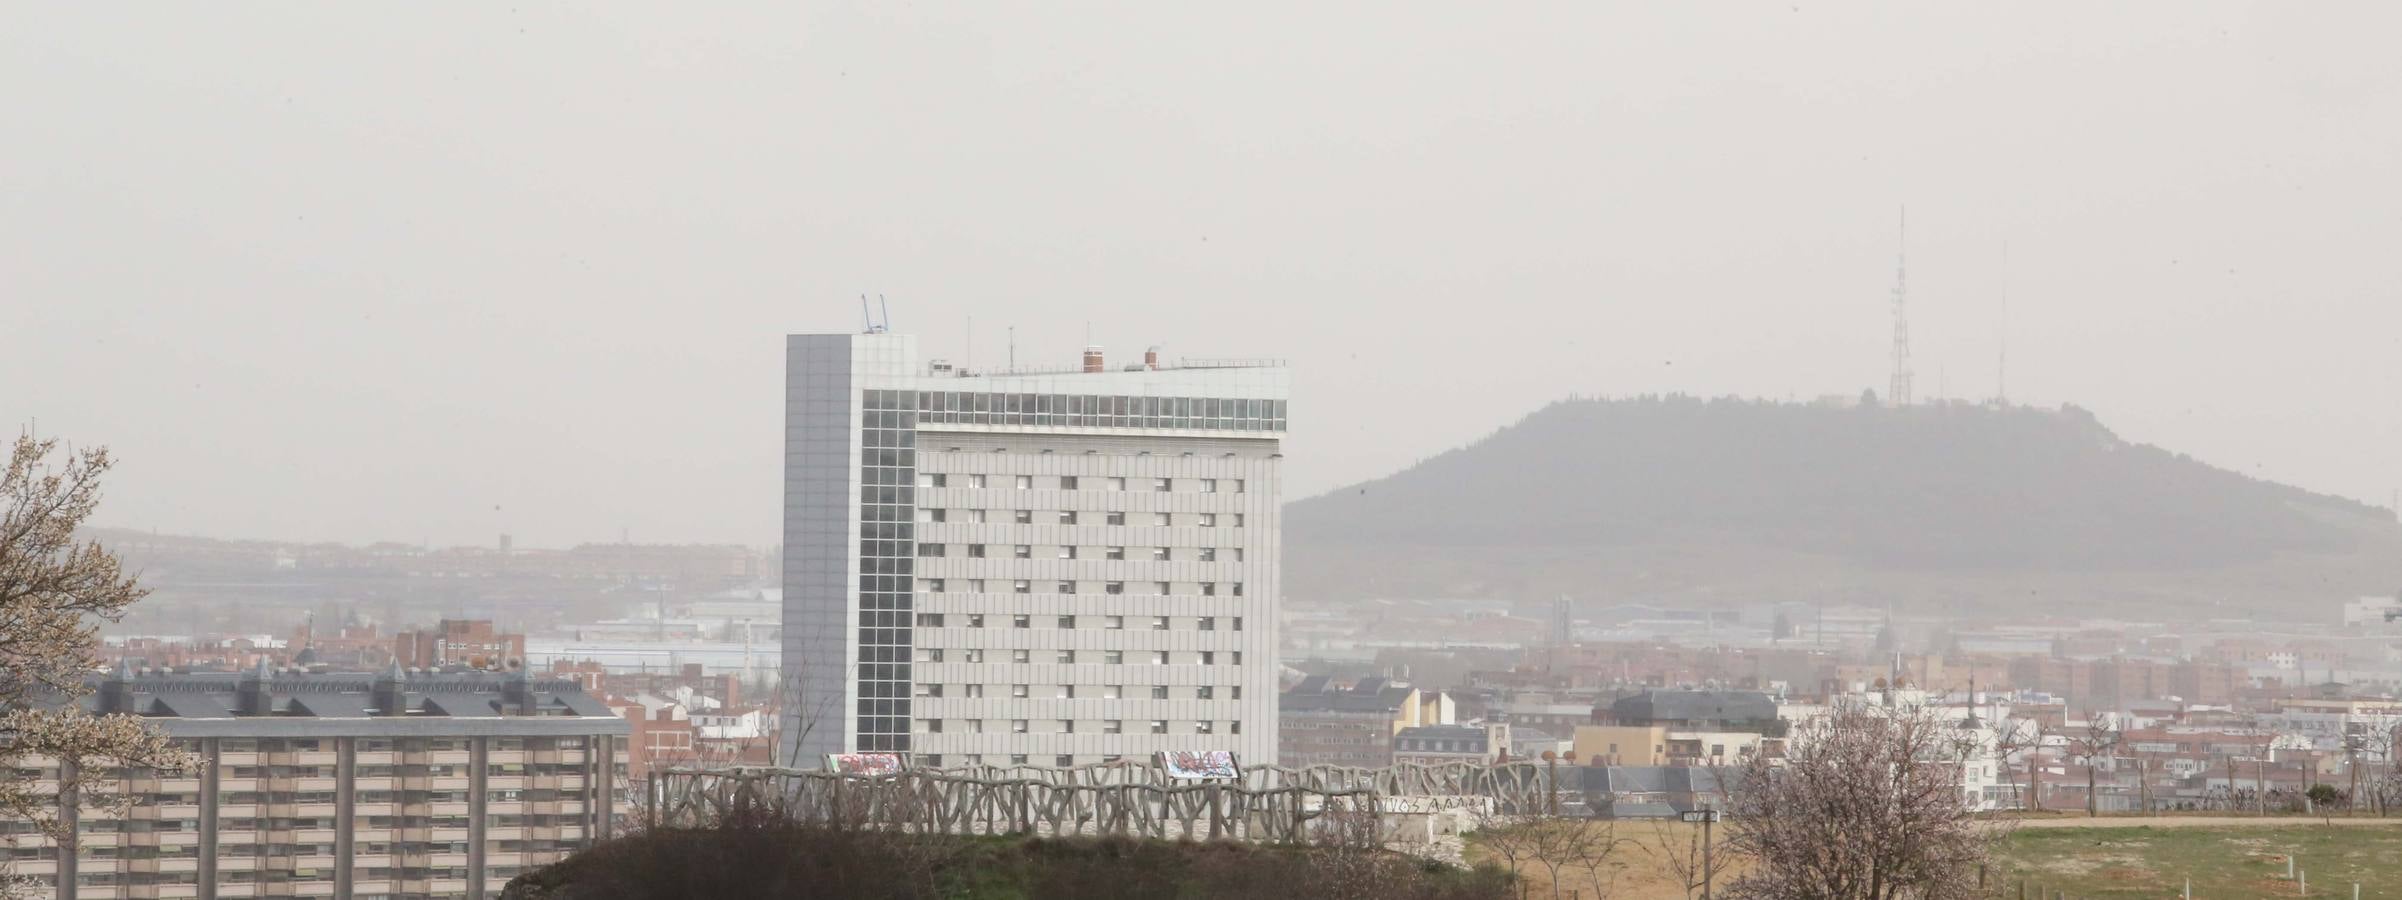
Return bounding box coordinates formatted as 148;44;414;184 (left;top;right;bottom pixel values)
1889;206;1914;406
1008;325;1016;370
880;294;892;333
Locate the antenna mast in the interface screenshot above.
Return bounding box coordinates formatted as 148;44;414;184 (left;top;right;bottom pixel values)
1888;206;1914;406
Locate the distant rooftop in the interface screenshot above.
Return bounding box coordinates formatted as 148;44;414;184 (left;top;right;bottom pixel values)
63;665;629;737
924;356;1287;379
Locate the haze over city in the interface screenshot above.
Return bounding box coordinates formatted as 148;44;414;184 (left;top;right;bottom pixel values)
7;2;2401;549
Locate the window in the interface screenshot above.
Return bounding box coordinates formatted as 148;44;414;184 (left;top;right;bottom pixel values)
1010;755;1029;765
1056;754;1075;767
968;544;988;558
966;509;987;523
1232;548;1244;561
1105;581;1125;595
1201;479;1218;493
1055;650;1075;664
1197;513;1216;527
1104;685;1123;700
1108;477;1127;491
1156;581;1172;595
1105;511;1126;526
965;683;985;697
1057;685;1075;698
1200;651;1216;665
1014;580;1032;594
1152;513;1171;526
1058;546;1077;559
1015;475;1033;490
1106;615;1125;629
1104;720;1124;734
1151;547;1170;561
1232;582;1245;596
967;614;986;628
917;613;945;627
1058;511;1078;525
919;474;947;488
1232;686;1243;700
921;578;945;593
1232;652;1243;665
1104;650;1124;664
1106;546;1126;560
1196;686;1215;700
1198;548;1217;562
1012;614;1031;628
1150;720;1169;735
1233;514;1245;527
1056;615;1076;629
1200;582;1217;596
918;543;945;558
1152;651;1170;665
919;508;947;523
1198;616;1215;631
1014;509;1033;524
1060;476;1079;489
914;684;943;698
916;647;946;662
1013;545;1032;559
1196;721;1215;735
964;649;985;664
1153;478;1172;492
1152;616;1170;630
1012;720;1029;734
1232;479;1246;493
1059;720;1076;734
1012;650;1032;664
968;474;986;488
1233;617;1244;631
1011;685;1030;698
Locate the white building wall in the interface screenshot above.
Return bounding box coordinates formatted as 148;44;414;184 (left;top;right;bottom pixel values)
781;332;1286;768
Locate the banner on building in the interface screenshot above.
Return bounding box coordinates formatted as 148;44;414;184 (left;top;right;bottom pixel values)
1157;750;1242;780
826;752;910;777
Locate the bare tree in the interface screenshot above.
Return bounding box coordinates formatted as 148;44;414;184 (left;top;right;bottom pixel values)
1640;818;1719;900
1563;816;1636;900
1;435;192;894
1721;703;1996;899
1987;718;2036;812
2065;716;2122;817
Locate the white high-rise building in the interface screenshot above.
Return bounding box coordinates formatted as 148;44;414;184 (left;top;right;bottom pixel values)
780;332;1287;769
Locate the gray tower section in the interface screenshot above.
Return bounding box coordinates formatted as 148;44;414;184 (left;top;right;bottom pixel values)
781;335;860;764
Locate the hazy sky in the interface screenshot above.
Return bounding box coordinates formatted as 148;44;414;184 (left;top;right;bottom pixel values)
6;2;2398;549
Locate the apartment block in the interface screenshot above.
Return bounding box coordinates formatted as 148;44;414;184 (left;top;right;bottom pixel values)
781;333;1287;767
3;663;626;900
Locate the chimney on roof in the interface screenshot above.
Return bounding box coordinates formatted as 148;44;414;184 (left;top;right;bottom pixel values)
238;657;274;716
101;658;135;715
374;661;406;717
1082;346;1105;373
1144;346;1160;370
503;666;536;716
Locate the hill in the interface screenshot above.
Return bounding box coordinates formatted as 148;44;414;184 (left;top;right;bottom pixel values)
1284;396;2402;615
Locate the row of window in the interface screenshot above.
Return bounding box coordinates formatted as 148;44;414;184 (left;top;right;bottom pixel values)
917;719;1244;736
901;390;1287;432
918;509;1250;533
920;474;1247;493
918;542;1245;561
915;683;1244;700
911;649;1245;667
913;578;1248;596
913;613;1242;631
209;737;588;753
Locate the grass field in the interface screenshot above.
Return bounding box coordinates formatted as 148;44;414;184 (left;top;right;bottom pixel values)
1994;825;2402;898
1468;820;2402;899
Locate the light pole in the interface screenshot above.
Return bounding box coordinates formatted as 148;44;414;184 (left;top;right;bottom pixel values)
1682;808;1720;899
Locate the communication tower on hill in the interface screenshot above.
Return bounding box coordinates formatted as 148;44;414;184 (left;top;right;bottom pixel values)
1889;207;1914;406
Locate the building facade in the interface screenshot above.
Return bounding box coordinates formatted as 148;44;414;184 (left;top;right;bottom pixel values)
4;665;626;900
781;333;1287;768
1278;676;1452;768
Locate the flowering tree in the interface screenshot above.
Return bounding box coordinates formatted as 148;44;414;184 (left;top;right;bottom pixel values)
2;435;191;894
1722;703;1995;899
